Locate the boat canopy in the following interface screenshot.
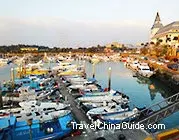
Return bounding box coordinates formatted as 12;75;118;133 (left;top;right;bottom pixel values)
0;116;16;129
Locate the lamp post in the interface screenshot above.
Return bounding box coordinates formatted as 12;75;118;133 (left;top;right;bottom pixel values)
108;67;112;91
92;63;95;78
10;68;15;89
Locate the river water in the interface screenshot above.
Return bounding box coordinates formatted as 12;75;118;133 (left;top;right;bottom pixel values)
0;61;179;129
84;61;179;129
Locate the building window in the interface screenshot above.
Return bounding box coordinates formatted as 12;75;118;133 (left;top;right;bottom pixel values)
159;39;163;42
173;37;178;41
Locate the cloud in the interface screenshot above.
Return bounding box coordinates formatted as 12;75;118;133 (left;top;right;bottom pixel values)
0;17;150;47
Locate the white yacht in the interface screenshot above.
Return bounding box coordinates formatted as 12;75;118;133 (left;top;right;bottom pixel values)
137;63;154;78
0;58;8;66
129;60;140;70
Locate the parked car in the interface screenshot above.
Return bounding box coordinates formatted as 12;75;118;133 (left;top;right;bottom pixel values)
167;63;179;71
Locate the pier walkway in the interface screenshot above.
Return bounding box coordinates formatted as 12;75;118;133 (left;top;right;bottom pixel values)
59;80;91;124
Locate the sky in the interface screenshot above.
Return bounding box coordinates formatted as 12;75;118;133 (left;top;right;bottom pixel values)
0;0;178;48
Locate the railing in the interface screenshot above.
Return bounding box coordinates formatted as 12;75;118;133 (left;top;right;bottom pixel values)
120;92;179;127
139;101;179;126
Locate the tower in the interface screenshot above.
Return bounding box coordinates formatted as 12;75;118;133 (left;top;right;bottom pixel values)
150;12;163;39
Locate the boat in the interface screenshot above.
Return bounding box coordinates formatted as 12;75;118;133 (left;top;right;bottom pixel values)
66;77;97;86
80;91;110;96
0;58;8;66
26;60;43;69
77;91;129;103
52;62;76;71
129;60;139;71
0;110;74;139
136;63;154;78
68;83;100;93
89;58;100;64
68;77;87;85
80;89;128;97
2;85;60;102
0;99;70;118
82;97;129;109
19;100;70;111
86;104;129;116
13;109;71;122
99;108;139;124
58;69;85;76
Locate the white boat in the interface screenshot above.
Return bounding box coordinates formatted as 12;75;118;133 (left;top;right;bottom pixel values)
26;60;43;69
81;90;127;97
86;104;129;116
4;109;71;122
66;77;96;85
82;91;110;96
77;91;129;103
137;63;154;78
68;83;99;92
52;63;76;71
0;100;70;118
3;87;36;102
0;58;8;66
99;108;139;124
19;100;70;111
14;86;48;101
129;60;139;70
90;58;100;64
68;77;87;84
82;99;126;108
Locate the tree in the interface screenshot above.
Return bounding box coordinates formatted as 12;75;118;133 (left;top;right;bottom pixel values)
140;47;148;55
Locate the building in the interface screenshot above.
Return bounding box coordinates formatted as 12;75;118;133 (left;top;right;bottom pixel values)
150;12;179;57
20;47;38;51
151;12;179;47
106;42;123;48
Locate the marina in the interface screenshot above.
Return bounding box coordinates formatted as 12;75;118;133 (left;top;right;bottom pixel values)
0;1;179;139
0;56;179;139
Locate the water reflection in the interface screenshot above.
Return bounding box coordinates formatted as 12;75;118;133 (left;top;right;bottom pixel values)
136;76;177;101
84;61;179;129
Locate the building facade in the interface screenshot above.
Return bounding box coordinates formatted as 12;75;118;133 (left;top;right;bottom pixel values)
151;13;179;46
106;42;123;48
20;47;38;51
150;12;179;56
